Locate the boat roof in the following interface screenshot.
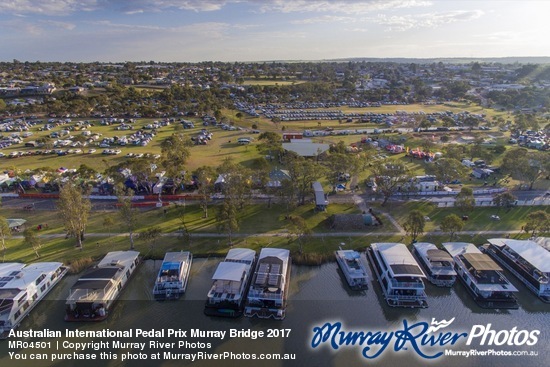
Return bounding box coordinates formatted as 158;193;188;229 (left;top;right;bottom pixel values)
414;242;453;262
97;251;140;268
72;279;112;291
337;249;361;261
259;248;290;262
0;262;64;291
488;238;550;273
442;242;480;258
162;251;190;263
212;262;247;282
373;243;425;277
225;248;256;263
81;267;120;280
426;249;453;262
462;253;503;271
0;263;26;278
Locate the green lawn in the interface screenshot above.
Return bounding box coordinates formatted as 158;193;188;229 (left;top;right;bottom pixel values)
391;201;549;233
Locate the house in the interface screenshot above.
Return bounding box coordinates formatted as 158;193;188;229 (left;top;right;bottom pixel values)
282;132;303;142
267;169;291;188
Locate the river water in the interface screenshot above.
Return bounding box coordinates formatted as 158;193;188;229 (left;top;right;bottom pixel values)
1;255;548;367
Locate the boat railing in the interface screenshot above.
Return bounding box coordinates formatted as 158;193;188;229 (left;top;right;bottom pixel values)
247;289;282;300
388;294;427;301
390;279;424;289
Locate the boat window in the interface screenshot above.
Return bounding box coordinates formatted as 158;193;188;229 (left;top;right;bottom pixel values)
40;284;47;292
35;274;47;285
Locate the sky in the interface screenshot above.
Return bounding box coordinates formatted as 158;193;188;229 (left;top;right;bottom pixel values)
0;0;549;62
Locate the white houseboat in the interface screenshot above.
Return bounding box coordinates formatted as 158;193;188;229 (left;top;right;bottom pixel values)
65;251;140;321
335;248;369;290
244;248;291;320
204;248;256;318
153;252;192;300
1;262;67;339
482;238;550;303
412;242;457;287
367;243;428;308
443;242;518;309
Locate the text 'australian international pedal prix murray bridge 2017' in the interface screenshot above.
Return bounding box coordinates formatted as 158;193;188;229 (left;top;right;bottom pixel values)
1;37;550;367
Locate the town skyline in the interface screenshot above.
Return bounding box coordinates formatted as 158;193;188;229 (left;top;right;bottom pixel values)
0;1;549;63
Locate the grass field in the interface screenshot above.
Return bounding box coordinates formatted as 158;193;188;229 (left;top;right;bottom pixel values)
2;198;545;265
0;102;510;172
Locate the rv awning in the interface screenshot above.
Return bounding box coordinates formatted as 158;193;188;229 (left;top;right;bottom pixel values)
212;262;246;282
463;253;502;271
426;249;453;262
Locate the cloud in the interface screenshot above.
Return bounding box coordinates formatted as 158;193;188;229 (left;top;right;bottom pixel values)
291;15;355;25
0;0;97;16
371;10;484;31
0;0;432;16
255;0;432;14
40;20;76;30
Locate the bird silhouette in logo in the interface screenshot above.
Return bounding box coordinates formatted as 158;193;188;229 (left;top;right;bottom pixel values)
427;317;456;333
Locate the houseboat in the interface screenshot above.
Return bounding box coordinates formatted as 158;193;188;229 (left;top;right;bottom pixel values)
367;243;428;308
65;251;140;321
204;248;256;317
482;238;550;302
412;242;457;287
443;242;518;309
244;248;291;320
335;248;369;290
153;251;192;300
1;262;67;339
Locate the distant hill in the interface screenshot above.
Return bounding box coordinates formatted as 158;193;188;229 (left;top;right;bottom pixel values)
323;57;550;64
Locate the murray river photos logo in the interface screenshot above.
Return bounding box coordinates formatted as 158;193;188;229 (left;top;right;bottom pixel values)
310;318;540;360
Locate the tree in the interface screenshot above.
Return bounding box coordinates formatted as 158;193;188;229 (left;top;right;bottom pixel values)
371;161;410;206
501;149;549;190
278;179;297;218
524;211;550;237
57;181;91;249
193;166;216;218
257;131;283;158
426;158;468;184
160;132;191;194
402;210;425;242
287;215;312;254
286;155;324;205
23;228;41;258
0;216;11;259
493;192;517;212
217;198;239;245
118;189;140;250
440;214;464;240
138;226;162;248
102;215;115;237
455;187;475;213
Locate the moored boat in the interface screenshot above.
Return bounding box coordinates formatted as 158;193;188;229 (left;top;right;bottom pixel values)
1;262;67;339
367;243;428;308
244;248;291;320
153;251;192;300
204;248;256;318
482;238;550;303
412;242;456;287
443;242;518;309
65;251;140;321
335;248;369;290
